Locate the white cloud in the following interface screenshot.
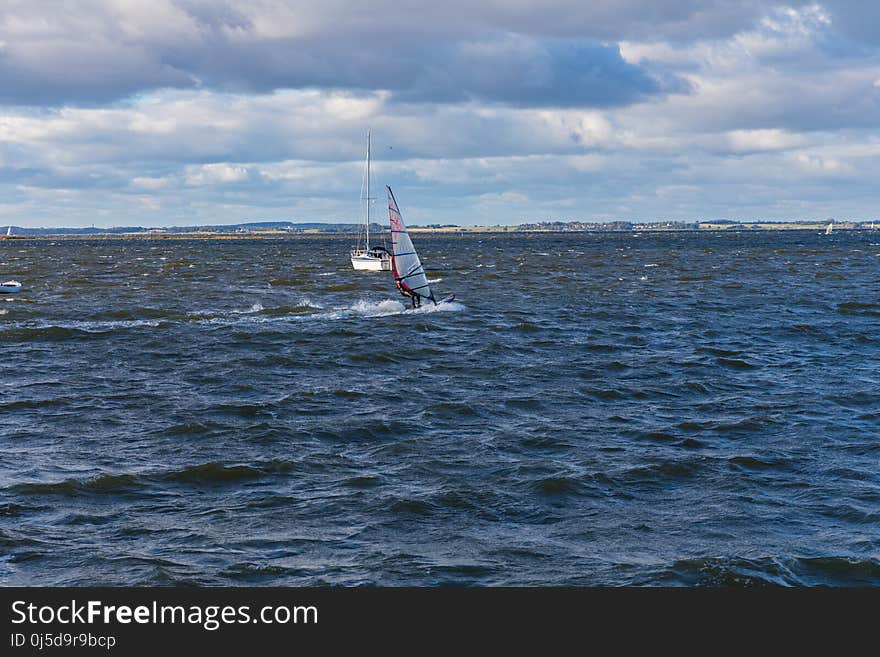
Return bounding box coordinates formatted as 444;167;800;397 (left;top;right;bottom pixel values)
794;152;849;174
131;176;175;190
185;163;251;185
726;129;805;152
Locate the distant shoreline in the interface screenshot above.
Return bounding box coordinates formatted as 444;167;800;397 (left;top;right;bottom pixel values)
3;215;878;240
1;224;876;240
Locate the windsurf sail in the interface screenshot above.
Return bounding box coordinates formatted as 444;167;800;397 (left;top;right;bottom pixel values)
387;185;435;305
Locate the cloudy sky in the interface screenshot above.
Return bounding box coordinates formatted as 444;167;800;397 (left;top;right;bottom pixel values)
1;0;878;227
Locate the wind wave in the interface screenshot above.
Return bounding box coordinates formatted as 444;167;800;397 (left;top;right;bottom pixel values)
236;303;264;314
182;297;466;325
0;319;162;340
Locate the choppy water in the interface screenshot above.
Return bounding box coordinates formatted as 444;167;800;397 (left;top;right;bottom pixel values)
1;231;879;586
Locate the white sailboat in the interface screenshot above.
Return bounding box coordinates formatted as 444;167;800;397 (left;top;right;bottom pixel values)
0;280;21;294
386;185;454;308
350;131;391;271
825;221;833;235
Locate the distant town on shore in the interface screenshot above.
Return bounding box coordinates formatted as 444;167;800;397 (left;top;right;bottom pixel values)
1;218;877;238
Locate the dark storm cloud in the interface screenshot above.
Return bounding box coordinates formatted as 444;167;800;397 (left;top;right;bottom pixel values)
0;49;193;106
0;0;741;107
388;40;683;107
163;35;677;108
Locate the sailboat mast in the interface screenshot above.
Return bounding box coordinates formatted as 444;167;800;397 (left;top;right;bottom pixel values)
365;130;371;249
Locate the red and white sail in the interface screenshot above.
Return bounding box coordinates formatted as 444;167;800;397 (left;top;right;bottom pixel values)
387;186;435;304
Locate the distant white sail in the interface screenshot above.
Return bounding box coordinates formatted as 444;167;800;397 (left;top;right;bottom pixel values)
5;226;10;237
387;186;434;305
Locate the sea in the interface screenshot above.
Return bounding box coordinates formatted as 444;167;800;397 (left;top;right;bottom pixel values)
1;230;878;586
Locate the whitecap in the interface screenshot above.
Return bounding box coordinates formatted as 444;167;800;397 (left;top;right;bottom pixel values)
348;299;407;317
409;300;464;313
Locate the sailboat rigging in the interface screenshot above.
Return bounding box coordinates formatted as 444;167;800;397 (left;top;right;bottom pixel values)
350;131;391;271
386;185;454;309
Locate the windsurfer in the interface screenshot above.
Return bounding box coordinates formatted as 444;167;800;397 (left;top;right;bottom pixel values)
396;280;420;308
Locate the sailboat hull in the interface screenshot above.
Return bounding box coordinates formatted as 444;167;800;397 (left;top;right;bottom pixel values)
351;254;391;271
0;281;22;294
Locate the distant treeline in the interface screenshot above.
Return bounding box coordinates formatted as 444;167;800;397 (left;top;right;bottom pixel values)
2;218;877;236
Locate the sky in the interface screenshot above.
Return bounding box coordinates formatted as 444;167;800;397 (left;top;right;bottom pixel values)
0;0;879;227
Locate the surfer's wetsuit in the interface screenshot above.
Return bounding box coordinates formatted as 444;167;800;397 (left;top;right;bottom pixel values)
396;280;420;308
